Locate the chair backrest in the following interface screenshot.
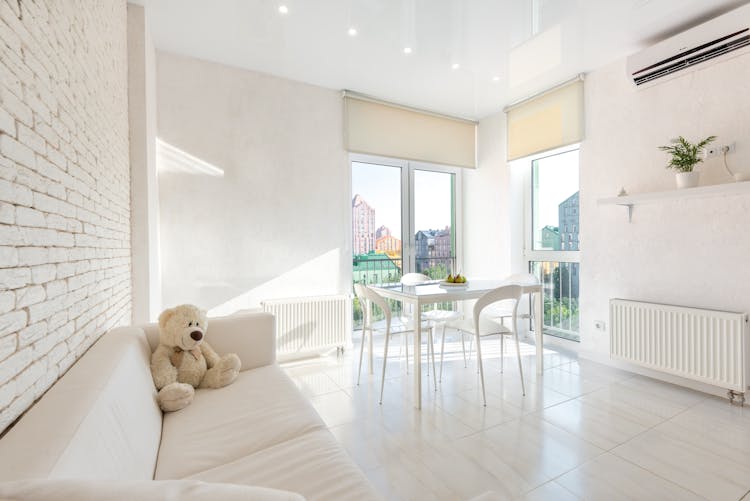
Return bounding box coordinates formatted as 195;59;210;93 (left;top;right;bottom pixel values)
474;284;522;332
502;273;540;293
400;273;431;285
353;283;392;327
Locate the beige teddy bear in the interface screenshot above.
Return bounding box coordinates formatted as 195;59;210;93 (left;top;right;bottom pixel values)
150;304;241;412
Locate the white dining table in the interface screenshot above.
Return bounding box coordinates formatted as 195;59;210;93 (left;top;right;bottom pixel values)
369;279;544;409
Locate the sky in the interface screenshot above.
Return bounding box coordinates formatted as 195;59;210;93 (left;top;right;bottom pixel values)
534;149;579;228
352;162;453;240
352;151;579;246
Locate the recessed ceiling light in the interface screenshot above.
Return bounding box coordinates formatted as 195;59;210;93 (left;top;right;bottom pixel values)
492;76;500;82
403;47;413;54
451;63;460;70
278;5;289;14
348;27;358;37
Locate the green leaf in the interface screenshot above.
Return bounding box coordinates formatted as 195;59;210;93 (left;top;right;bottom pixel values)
658;135;716;172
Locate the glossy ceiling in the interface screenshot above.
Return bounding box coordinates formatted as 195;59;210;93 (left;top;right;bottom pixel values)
132;0;749;119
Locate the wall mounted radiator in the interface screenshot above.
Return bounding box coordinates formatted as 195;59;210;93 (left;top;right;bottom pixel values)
262;295;351;360
610;299;748;404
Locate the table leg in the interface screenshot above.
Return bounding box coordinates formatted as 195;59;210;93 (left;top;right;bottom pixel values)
535;290;544;375
413;299;422;409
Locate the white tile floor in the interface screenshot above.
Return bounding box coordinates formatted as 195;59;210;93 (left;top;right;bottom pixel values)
282;331;750;501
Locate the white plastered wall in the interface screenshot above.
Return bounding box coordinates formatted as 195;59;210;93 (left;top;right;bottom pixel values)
579;53;750;368
155;52;350;315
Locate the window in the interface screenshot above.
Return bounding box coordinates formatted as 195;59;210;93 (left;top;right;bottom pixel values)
526;147;580;341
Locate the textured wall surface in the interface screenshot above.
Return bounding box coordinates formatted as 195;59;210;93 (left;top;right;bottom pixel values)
579;52;750;361
156;51;349;316
0;0;130;432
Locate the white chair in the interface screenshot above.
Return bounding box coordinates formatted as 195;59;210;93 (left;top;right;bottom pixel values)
482;273;540;373
462;284;524;406
354;283;435;404
400;273;462;382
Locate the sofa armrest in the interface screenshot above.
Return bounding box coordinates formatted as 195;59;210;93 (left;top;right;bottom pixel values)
143;312;276;371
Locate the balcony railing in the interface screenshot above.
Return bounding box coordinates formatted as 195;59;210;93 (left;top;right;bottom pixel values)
529;261;580;342
352;255;457;329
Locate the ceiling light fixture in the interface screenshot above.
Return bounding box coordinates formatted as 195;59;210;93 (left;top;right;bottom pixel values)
403;47;413;54
451;63;460;70
278;5;289;14
348;27;358;36
492;76;500;82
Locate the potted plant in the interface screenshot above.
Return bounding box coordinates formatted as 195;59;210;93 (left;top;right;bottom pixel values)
658;135;716;189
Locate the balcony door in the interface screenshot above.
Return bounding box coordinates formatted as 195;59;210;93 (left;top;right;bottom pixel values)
351;154;460;289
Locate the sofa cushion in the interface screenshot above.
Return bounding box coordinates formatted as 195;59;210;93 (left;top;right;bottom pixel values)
0;478;304;500
0;327;162;481
142;312;277;372
186;429;381;501
155;364;325;479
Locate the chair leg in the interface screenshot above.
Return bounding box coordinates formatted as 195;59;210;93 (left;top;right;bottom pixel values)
475;332;487;406
500;334;504;374
514;332;526;396
439;323;447;382
429;327;437;390
357;327;367;385
380;330;391;404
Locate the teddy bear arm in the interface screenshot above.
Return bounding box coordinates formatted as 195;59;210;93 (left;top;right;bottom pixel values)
151;345;178;390
200;341;221;368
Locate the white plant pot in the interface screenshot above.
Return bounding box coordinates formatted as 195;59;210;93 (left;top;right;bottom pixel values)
675;171;700;189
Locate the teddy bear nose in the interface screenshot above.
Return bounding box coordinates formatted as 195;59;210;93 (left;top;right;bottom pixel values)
190;331;203;341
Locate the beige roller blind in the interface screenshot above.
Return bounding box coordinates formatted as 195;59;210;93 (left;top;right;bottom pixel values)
344;93;477;168
506;77;584;161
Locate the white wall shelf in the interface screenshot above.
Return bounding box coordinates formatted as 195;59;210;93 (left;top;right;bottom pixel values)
597;181;750;222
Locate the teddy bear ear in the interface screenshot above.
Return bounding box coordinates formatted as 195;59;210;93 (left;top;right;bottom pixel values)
158;308;175;329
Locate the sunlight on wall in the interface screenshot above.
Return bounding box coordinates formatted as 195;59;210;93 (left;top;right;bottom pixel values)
207;248;344;317
156;138;225;176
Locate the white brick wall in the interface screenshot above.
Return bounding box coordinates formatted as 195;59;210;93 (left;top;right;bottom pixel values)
0;0;130;433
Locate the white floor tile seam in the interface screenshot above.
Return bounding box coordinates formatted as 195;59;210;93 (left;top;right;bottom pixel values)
602;392;714;453
533;388;691;456
519;480;583;501
606;414;750;501
540;446;712;501
603;393;750;499
556;363;640;386
551;390;672;432
519;476;582;500
605;446;716;501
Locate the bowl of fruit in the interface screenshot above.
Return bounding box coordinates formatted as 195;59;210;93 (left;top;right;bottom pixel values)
440;273;468;287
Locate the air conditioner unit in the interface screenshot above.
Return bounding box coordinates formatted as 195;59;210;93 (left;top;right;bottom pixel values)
626;4;750;86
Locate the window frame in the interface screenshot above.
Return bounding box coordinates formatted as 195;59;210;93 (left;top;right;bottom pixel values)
349;153;463;278
523;145;581;265
521;144;581;342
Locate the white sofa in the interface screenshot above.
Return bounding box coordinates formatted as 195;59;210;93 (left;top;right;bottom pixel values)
0;312;380;500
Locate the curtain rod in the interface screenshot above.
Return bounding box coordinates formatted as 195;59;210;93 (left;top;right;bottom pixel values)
503;73;585;113
342;90;478;125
